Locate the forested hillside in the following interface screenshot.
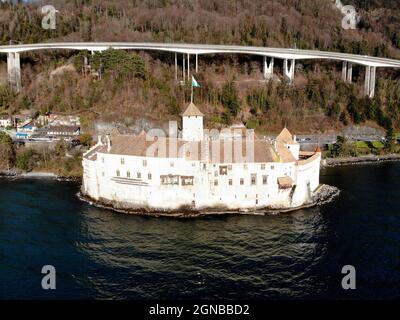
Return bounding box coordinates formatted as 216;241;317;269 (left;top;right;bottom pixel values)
1;0;400;133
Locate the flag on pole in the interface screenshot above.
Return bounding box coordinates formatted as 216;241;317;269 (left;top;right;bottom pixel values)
192;76;200;87
191;76;200;103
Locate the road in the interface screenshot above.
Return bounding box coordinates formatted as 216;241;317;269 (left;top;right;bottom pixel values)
1;42;400;68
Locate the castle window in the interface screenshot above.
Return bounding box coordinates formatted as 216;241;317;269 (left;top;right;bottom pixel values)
263;175;268;185
214;171;218;177
127;171;131;178
229;179;233;186
102;172;105;177
219;166;228;175
148;173;152;180
192;162;196;167
182;176;194;186
271;165;275;170
137;172;141;179
261;164;266;170
244;164;248;170
116;170;120;177
228;165;232;171
101;157;104;163
251;174;257;185
121;158;125;165
143;159;147;167
160;175;179;185
240;178;244;185
214;180;218;186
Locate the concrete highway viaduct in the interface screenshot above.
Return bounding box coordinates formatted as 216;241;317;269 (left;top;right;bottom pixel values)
1;42;400;97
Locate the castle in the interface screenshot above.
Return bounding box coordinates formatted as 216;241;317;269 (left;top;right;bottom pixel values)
82;103;321;213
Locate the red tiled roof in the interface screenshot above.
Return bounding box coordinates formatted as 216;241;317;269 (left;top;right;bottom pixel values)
90;133;287;164
277;176;294;188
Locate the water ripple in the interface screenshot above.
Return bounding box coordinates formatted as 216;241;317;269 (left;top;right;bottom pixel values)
1;164;400;299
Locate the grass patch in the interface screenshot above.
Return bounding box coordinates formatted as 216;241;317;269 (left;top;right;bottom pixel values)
371;141;384;149
355;140;384;150
355;141;369;149
327;140;386;158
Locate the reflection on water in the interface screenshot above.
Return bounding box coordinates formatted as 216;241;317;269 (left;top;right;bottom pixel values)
1;163;400;299
74;203;330;299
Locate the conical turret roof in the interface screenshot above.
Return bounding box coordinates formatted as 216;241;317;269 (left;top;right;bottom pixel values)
181;102;204;117
276;127;296;144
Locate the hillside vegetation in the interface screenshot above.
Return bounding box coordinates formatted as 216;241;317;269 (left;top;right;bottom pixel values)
1;0;400;133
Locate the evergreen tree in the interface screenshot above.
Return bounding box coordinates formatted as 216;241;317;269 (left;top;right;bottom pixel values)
221;81;240;123
384;126;396;153
0;132;15;170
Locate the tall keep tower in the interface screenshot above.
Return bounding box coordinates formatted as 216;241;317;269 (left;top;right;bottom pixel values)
181;102;204;141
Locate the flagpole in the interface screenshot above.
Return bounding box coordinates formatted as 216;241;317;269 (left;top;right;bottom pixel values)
191;78;194;103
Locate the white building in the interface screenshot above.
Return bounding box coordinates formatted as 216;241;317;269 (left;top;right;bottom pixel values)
46;125;80;138
0;116;12;128
16;121;37;139
82;103;321;212
48;114;81;127
182;102;204;141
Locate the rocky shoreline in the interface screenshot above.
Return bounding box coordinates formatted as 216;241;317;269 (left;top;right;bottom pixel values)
322;154;400;167
78;184;340;218
0;170;81;182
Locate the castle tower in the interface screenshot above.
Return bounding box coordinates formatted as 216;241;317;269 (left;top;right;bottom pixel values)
181;102;204;141
276;127;300;160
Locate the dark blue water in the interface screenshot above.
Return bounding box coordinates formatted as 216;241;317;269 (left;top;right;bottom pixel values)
1;163;400;300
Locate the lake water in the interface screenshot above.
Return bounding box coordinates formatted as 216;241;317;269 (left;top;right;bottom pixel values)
0;163;400;299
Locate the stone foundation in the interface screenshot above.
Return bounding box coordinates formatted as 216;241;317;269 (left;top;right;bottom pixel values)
78;184;340;218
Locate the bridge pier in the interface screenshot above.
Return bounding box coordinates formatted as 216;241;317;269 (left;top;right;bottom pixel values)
187;53;190;79
182;54;186;82
347;62;353;83
342;61;347;82
263;57;274;79
370;66;376;98
364;66;371;96
342;61;353;83
7;52;21;92
175;53;178;81
283;59;295;84
364;66;376;98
